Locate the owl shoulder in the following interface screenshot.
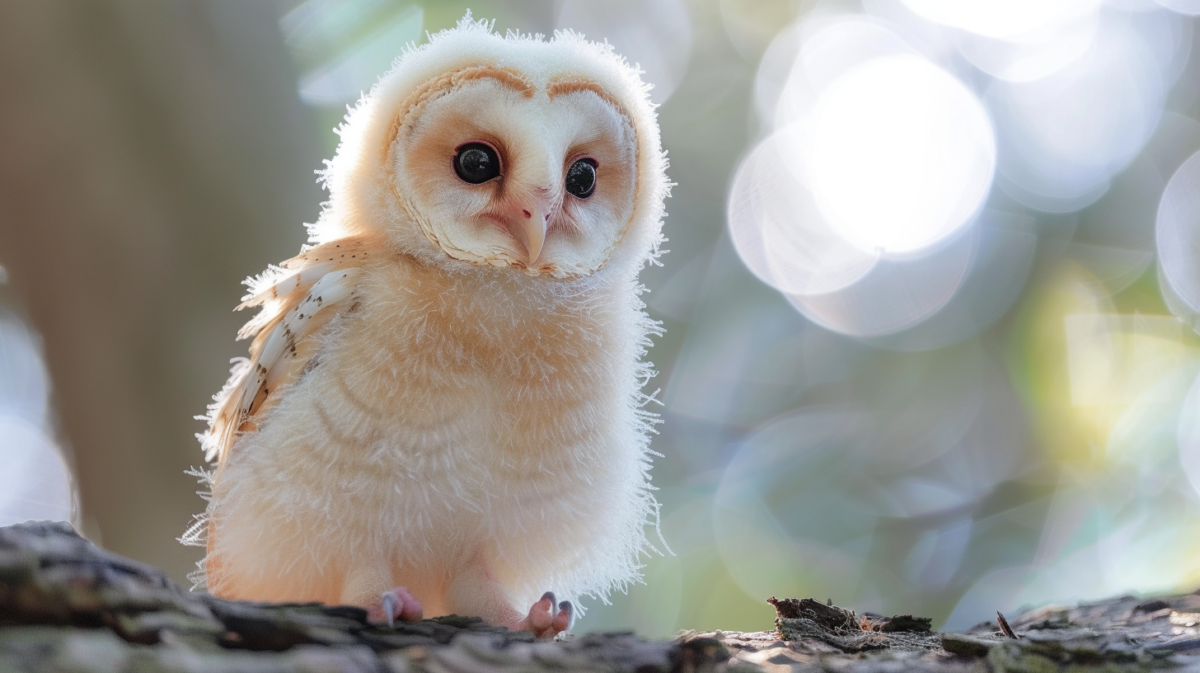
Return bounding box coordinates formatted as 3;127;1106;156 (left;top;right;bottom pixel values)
200;232;390;470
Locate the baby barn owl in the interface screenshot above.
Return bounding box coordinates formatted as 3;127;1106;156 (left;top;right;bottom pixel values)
184;16;668;638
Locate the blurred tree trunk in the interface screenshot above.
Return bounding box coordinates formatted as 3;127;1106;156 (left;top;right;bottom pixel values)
0;0;324;584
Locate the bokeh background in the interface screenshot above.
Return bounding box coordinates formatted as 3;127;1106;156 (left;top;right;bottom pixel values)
3;0;1200;638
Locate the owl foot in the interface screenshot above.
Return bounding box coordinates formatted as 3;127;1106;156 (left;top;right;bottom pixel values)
367;586;424;627
514;591;573;639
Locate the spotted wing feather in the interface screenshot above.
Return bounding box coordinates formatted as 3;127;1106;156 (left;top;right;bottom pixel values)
199;235;378;469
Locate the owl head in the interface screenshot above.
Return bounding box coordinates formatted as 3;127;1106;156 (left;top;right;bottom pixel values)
316;15;668;281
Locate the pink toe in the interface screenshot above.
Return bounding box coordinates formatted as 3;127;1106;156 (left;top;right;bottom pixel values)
395;588;424;622
528;592;555;632
551;601;572;633
514;592;572;639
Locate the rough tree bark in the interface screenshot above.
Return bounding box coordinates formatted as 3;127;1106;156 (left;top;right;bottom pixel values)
3;521;1199;672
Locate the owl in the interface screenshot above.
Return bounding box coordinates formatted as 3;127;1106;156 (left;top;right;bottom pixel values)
182;15;669;639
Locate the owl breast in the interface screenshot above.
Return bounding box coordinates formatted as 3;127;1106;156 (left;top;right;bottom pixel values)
206;254;649;608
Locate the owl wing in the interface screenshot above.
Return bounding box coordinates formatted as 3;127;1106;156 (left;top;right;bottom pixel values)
200;234;380;471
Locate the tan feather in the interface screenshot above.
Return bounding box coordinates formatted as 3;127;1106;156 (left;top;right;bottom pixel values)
198;235;380;469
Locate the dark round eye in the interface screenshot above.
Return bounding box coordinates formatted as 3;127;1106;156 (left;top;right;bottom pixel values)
453;143;501;184
565;158;597;199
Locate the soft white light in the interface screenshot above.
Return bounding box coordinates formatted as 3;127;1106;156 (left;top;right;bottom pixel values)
727;131;880;296
950;9;1098;82
0;415;73;526
1177;367;1200;498
773;17;918;130
0;315;49;425
1156;149;1200;323
900;0;1101;39
0;314;74;527
987;16;1167;211
786;223;977;338
1155;0;1200;15
1137;6;1195;87
807;54;996;255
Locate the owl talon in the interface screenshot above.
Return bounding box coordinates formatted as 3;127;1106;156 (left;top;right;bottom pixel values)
383;593;396;628
367;586;423;627
515;591;572;639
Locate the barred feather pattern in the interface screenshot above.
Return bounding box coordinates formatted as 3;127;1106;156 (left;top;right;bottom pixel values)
195;236;379;469
183;237;377;575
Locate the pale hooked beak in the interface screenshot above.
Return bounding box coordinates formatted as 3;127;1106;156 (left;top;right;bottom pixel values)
511;201;550;266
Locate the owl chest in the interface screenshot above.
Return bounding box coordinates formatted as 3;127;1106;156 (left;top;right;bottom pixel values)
315;293;618;480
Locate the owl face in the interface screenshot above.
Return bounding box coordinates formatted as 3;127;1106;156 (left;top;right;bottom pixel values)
391;72;639;279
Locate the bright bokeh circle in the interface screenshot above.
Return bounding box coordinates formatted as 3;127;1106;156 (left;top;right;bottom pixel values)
987;19;1168;211
1156;0;1200;16
727;132;880;296
950;10;1098;83
807;54;996;255
899;0;1100;40
1157;149;1200;322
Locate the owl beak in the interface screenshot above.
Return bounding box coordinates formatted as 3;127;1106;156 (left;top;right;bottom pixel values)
514;204;549;266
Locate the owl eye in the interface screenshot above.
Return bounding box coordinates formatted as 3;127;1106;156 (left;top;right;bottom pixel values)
453;143;501;184
565;158;597;199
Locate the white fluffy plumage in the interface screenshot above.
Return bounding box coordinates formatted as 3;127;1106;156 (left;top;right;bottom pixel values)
183;15;669;634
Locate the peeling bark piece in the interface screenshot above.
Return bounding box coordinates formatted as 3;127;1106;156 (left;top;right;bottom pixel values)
996;611;1018;639
861;613;934;633
767;597;859;631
